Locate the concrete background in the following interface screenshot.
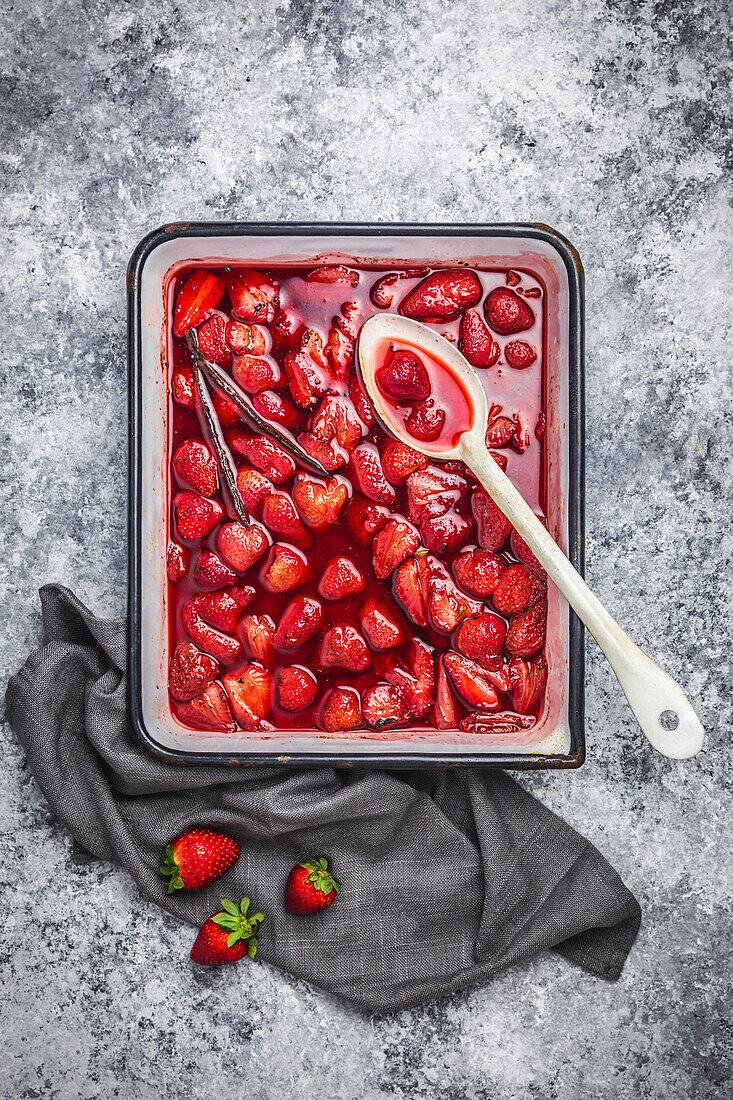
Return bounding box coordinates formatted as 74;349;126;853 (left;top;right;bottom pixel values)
1;0;731;1096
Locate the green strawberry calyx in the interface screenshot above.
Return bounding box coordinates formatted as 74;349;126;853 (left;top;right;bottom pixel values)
301;858;342;898
160;844;184;893
212;897;264;957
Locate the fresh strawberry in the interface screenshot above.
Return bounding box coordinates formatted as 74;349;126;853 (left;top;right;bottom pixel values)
292;473;349;531
471;487;511;551
320;687;363;732
197;312;232;365
309;394;364;452
370;268;429;309
324;319;355;379
226;269;279;324
283;328;333;408
350;444;396;505
509;655;548;714
348;373;375;428
443;653;502;711
277;666;318;711
261;544;310;592
172;366;196;409
380;438;428;484
504;340;537;369
342;494;389;545
173;269;225;337
485;414;516;448
484;287;535;335
297;431;347;472
453;548;505;597
393;553;431;627
190;897;264;965
406;467;467;524
275;596;324;649
261;491;313;549
362;683;411;729
251;390;305;432
160;828;240;893
173;492;225;541
211;389;242;427
510;528;546;575
232;354;281;394
406;399;446;442
240;614;276;666
316;625;371;672
384;639;434;717
504;601;547;657
173;439;219;497
432;656;460;730
235;467;273;515
216;521;269;573
285;858;341;914
194;549;238;590
176;683;236;731
166;542;190;581
221;664;274;728
376;349;430;404
399;268;482;322
307;265;359;286
225;319;268;356
420;511;472;555
459;309;500;368
454;612;507;665
428;561;482;633
168;643;219;702
318;556;365;600
227;432;296;484
460;711;536;734
492;563;545;615
359;598;404;650
372;518;420;578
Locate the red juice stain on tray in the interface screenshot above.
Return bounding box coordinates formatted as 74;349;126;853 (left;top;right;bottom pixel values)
166;262;549;736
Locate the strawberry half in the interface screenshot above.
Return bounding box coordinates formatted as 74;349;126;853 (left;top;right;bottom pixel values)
252;390;305;433
211;389;242;427
168;643;219;702
372;518;420;579
275;596;324;649
194;549;238;590
370;268;430;309
235;467;273;515
241;614;276;666
216;522;269;573
160;828;240;893
492;563;546;615
307;265;359;286
197;312;232;365
285;858;341;914
393;553;431;627
454;612;507;665
180;594;246;663
399;268;482;322
221;664;274;729
173;439;219;497
174;492;225;541
350;444;396;505
292;474;349;531
484;287;535;335
225;319;267;356
509;655;548;714
510;528;546;575
277;666;318;711
172;366;196;408
324;318;355;379
320;687;363;732
443;653;502;711
406;467;467;524
309;394;364;453
420;511;473;555
485;414;516;448
380;438;428;485
318;556;365;600
173;269;225;337
166;542;190;581
190;897;264;965
283;328;333;408
384;638;434;717
176;683;236;731
232;354;282;394
376;349;430;404
348;373;375;428
228;432;296;485
427;560;482;633
261;544;310;592
459;308;500;368
406;399;445;442
504;601;547;658
471;487;511;552
261;491;313;549
359;598;404;650
504;340;537;369
432;656;460;730
316;625;371;673
453;548;505;597
342;494;389;545
460;712;536;734
226;269;279;324
362;683;411;729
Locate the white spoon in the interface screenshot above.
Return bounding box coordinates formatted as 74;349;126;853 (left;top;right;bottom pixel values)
358;313;704;760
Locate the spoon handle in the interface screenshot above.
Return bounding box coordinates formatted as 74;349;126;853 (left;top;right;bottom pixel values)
462;437;704;759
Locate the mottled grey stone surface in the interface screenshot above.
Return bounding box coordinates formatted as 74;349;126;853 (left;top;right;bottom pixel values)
1;0;731;1096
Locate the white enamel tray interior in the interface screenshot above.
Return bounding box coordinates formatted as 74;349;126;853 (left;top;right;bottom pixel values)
138;232;575;757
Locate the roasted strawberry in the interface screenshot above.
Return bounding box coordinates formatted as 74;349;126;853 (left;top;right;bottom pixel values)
372;518;420;579
362;683;411;729
167;542;190;581
193;587;254;634
460;712;536;734
459;309;500;368
180;596;244;664
292;473;349;531
320;687;363;732
235;467;273;515
160;828;240;893
454;612;507;665
370;268;430;309
318;556;365;600
269;306;303;354
420;511;472;555
399;268;482;322
485;414;516;448
491;450;508;471
225;319;268;356
376;349;430;404
509;655;548;714
348;373;375;428
174;492;225;541
492;563;545;616
277;666;318;711
384;638;434;717
471;487;511;552
453;548;505;597
504;340;537;369
275;596;324;649
297;431;347;472
283;328;332;408
169;643;219;702
359;598;404;650
197;312;232;366
504;601;547;657
443;653;501;711
406;467;467;524
510;528;546;575
261;544;310;592
241;614;276;665
176;683;236;732
428;561;482;633
324;320;355;379
309;394;364;452
350;444;396;505
535;412;546;440
432;657;460;730
173;439;219;497
194;549;238;590
216;521;269;573
173;269;225;337
221;664;274;729
227;432;296;484
406;399;446;443
484;287;535;335
226;269;278;324
261;491;312;549
316;625;371;673
342;494;389;545
380;438;428;485
512;417;530;454
211;389;242;427
506;270;521;287
190;897;263;965
252;390;305;432
306;264;359;286
232;354;281;394
393;553;431;627
172;366;196;408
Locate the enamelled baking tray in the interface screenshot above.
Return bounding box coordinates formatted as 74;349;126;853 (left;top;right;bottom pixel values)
127;223;585;769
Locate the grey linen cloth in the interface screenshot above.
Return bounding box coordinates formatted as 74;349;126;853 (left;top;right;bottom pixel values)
6;584;640;1011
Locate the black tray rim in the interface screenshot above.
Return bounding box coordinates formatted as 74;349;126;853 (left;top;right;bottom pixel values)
127;221;585;770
